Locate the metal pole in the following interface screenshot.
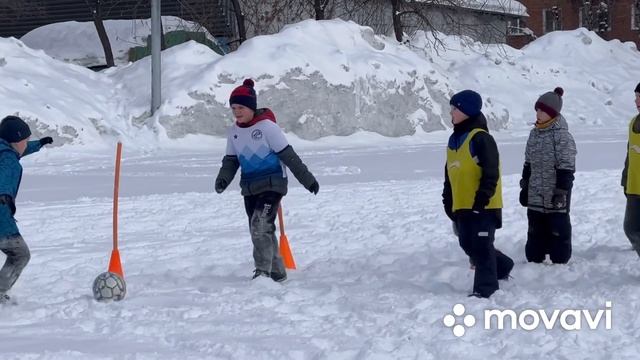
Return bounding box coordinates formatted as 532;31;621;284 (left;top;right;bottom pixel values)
151;0;161;114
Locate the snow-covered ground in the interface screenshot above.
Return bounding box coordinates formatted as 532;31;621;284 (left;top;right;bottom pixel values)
1;129;638;359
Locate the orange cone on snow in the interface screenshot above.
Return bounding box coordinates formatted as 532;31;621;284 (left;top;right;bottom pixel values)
277;206;296;270
108;249;124;278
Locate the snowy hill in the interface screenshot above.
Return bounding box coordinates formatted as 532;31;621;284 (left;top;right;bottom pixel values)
1;19;639;148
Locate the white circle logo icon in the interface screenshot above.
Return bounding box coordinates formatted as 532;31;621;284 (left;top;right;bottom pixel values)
443;303;476;337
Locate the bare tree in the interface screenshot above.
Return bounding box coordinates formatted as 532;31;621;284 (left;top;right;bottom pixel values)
228;0;384;40
388;0;521;52
230;0;247;45
330;0;389;34
85;0;115;67
239;0;309;37
579;0;613;33
390;0;404;41
311;0;330;20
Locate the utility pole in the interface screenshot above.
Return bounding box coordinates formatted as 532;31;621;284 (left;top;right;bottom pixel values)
151;0;161;114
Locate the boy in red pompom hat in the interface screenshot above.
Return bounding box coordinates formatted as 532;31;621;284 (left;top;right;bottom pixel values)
215;79;319;283
519;87;577;264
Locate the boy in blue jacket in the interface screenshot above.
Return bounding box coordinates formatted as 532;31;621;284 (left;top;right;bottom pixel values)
215;79;318;283
0;116;53;304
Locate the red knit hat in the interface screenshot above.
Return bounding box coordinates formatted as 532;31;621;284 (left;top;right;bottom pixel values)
229;79;257;111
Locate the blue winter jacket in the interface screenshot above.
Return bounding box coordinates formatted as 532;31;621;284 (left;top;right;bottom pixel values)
0;139;43;239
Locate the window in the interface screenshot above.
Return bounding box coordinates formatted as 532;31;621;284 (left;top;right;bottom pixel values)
507;18;526;35
633;1;640;30
543;7;562;34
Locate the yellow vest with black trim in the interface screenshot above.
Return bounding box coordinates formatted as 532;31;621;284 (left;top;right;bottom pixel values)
627;116;640;195
447;128;503;211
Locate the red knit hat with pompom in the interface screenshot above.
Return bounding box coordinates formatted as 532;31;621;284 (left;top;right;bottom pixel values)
229;79;257;111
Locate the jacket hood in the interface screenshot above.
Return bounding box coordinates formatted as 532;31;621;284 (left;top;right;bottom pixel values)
236;108;276;128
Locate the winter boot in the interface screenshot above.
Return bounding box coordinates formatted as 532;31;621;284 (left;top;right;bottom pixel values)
0;294;11;305
270;271;287;283
252;269;270;280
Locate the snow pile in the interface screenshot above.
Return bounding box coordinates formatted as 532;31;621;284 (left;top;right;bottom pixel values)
410;28;640;129
2;19;639;147
126;19;455;140
0;37;133;148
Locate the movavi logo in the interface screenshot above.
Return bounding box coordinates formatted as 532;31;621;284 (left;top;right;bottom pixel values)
444;301;612;337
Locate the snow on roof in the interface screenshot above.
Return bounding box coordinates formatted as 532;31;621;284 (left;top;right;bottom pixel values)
415;0;528;17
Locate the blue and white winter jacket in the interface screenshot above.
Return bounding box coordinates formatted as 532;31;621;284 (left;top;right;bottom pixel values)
216;108;317;196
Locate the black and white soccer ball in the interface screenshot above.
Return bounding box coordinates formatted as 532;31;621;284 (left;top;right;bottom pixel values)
92;272;126;302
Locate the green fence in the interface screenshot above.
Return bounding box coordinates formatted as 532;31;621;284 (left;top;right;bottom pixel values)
128;30;226;62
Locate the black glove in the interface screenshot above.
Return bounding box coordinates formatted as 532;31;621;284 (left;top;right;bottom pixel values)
519;187;528;207
215;178;228;194
39;137;53;146
307;181;319;195
472;192;490;212
551;188;568;209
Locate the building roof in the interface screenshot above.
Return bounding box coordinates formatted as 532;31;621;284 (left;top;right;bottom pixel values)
414;0;528;17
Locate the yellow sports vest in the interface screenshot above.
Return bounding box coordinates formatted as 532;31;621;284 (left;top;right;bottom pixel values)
627;116;640;195
447;128;503;211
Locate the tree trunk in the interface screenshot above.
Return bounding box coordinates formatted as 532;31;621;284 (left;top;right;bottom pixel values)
391;0;403;42
230;0;247;45
90;0;114;67
314;0;325;20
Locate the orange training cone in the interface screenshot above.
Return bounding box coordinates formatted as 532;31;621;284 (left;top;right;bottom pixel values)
278;206;296;269
108;249;124;278
108;142;124;278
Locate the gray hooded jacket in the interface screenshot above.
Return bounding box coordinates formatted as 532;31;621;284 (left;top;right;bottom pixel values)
523;115;577;213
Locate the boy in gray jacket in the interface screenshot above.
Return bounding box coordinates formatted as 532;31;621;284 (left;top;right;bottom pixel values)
519;87;577;264
215;79;319;283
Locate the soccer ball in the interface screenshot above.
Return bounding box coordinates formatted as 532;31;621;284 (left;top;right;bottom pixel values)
92;272;126;302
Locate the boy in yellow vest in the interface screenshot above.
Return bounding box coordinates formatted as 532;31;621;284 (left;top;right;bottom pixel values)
442;90;514;298
622;82;640;254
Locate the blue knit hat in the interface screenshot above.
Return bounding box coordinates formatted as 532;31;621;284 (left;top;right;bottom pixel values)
0;116;31;143
450;90;483;117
